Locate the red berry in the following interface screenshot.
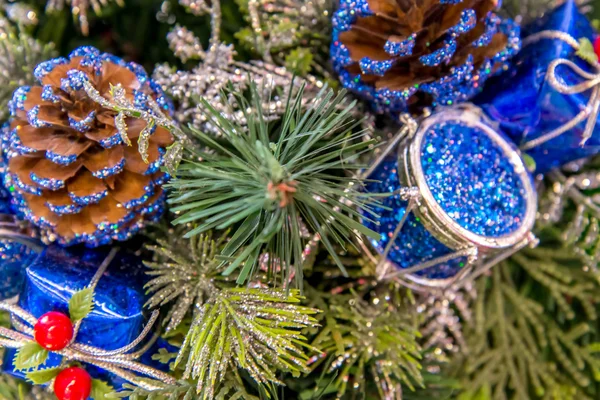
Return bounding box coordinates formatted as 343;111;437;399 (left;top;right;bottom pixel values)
34;311;73;351
594;37;600;61
54;367;92;400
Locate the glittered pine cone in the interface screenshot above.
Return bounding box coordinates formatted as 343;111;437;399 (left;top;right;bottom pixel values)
3;46;174;247
330;0;521;114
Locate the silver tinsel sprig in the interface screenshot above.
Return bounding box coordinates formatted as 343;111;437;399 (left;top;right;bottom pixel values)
537;158;600;270
153;59;320;136
45;0;123;35
175;287;320;398
156;0;325;137
2;2;38;26
144;227;230;332
416;284;475;367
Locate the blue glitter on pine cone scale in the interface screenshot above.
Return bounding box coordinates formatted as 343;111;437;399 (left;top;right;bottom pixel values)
1;46;175;247
330;0;522;114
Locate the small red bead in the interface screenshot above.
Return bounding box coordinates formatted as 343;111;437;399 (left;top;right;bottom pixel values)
34;311;73;351
594;37;600;61
54;367;92;400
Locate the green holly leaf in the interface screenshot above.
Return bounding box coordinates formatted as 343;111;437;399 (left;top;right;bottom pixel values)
576;38;598;65
14;342;48;370
25;367;61;384
69;287;94;322
91;379;113;399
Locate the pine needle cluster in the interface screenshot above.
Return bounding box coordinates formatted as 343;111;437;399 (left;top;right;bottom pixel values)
167;82;380;287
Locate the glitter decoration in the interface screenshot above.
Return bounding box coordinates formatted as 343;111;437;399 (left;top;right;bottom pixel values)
330;0;522;114
362;106;536;281
384;34;416;57
421;121;527;237
363;158;468;279
2;46;174;247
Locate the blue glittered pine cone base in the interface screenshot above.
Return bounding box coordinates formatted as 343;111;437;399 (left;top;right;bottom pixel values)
363;105;536;282
330;0;521;115
475;0;600;172
2;245;174;389
2;45;174;247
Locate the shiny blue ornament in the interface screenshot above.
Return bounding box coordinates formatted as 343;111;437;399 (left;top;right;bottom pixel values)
476;0;599;172
330;0;521;114
362;105;537;284
2;245;173;389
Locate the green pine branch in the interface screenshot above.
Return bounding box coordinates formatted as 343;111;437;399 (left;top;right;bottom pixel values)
307;285;424;399
0;17;57;122
144;226;231;331
166;82;381;287
455;249;600;400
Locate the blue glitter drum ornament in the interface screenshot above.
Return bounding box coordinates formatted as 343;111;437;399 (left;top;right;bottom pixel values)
330;0;521;114
361;105;537;286
476;0;600;172
1;245;176;390
2;46;174;247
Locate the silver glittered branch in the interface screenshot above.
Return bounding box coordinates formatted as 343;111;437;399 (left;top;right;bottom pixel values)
83;80;188;171
538;165;600;269
170;0;224;64
243;0;333;67
416;283;476;365
153;60;320;136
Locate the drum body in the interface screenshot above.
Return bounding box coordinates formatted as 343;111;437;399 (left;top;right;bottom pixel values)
363;105;538;286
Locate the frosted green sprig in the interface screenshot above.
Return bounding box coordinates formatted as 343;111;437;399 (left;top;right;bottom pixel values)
175;287;320;398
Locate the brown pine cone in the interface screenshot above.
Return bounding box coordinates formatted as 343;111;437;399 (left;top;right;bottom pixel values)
330;0;521;113
3;46;174;246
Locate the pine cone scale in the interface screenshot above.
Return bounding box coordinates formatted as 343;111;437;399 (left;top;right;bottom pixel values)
331;0;520;112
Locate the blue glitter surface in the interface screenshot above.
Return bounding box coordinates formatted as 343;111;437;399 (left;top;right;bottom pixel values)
45;201;82;215
363;159;466;279
421;121;527;237
29;172;65;191
69;189;108;206
46;150;78;166
68;111;96;133
99;131;123;148
26;106;51;128
384;35;415;57
9;87;29;114
419;39;457;67
363;117;530;280
90;158;125;179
